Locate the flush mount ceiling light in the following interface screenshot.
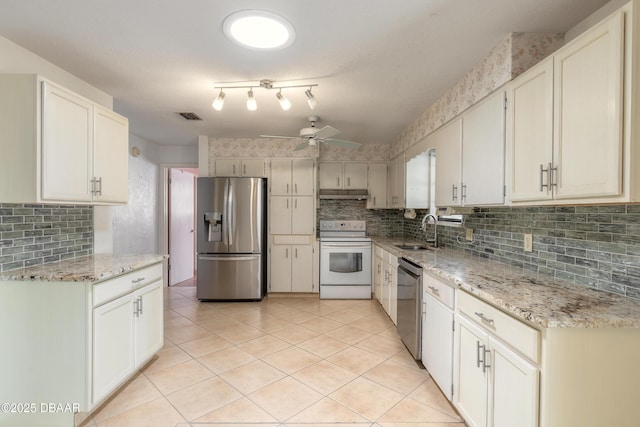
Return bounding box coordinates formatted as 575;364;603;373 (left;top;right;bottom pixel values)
212;79;318;112
223;10;295;50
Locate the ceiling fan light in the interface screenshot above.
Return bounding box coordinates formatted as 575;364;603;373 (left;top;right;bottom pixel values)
246;89;257;111
276;91;291;111
305;89;318;110
308;137;317;146
212;90;225;111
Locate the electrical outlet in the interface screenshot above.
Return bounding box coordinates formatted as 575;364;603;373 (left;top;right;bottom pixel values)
524;233;533;252
465;228;474;241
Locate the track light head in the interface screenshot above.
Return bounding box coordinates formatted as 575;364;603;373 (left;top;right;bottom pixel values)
212;90;225;111
276;90;291;111
247;89;257;111
305;88;317;110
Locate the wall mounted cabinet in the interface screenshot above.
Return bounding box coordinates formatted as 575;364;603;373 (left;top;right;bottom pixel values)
318;161;368;189
0;74;128;205
388;155;406;208
213;158;267;177
435;90;506;208
508;7;640;205
367;162;388;209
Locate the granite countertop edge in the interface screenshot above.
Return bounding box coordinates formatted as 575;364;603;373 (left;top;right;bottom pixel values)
0;254;166;283
370;236;640;329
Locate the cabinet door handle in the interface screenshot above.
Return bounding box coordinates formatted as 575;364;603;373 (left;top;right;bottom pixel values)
233;164;236;175
285;248;289;259
295;183;298;194
476;341;484;369
474;312;494;324
132;277;145;284
287;183;290;194
287;199;289;209
461;184;466;202
550;163;558;189
428;286;440;296
483;347;491;373
452;184;457;202
347;177;351;187
373;196;376;206
540;163;549;192
295;248;298;258
295;198;298;209
337;177;340;187
133;299;139;317
138;296;143;315
94;177;102;196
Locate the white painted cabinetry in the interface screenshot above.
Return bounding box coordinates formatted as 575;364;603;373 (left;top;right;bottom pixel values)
213;158;267;177
373;245;384;300
454;290;539;427
268;158;316;293
435;91;506;208
421;272;455;400
0;261;163;427
270;236;318;292
318;161;368;189
0;74;128;205
508;8;638;205
376;247;398;324
387;155;405;208
367;162;388;209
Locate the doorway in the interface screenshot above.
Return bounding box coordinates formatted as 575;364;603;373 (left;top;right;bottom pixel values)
168;168;198;286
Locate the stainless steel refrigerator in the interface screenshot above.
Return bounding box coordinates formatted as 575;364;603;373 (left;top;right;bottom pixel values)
196;177;267;301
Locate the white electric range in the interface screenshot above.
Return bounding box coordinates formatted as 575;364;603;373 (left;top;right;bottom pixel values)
319;220;372;299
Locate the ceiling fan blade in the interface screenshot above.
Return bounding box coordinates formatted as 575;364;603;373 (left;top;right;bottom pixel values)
323;138;362;149
313;125;340;139
259;134;299;139
293;141;309;151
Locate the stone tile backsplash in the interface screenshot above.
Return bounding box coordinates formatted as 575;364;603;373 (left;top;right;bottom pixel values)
404;205;640;300
0;203;93;272
317;200;403;238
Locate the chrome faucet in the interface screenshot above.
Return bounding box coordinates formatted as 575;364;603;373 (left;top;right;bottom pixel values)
421;214;438;247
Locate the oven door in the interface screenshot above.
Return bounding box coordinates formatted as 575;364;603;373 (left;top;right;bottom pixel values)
320;241;372;285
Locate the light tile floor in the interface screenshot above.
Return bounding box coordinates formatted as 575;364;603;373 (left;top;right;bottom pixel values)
81;286;465;426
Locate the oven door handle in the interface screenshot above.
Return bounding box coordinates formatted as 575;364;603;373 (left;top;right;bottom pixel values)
321;243;371;250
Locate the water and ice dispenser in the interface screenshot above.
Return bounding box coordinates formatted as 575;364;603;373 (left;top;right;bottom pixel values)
205;212;222;242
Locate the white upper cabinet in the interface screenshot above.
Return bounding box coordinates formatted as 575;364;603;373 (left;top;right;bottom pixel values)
272;158;315;196
553;12;624;200
41;82;94;202
507;58;554;203
388;155;406;208
213;158;267;177
508;9;633;205
435;118;463;207
93;105;129;203
462;90;506;206
367;162;388;209
318;162;368;189
0;75;129;205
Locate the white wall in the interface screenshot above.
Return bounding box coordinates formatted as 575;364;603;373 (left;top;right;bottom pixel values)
0;35;112;107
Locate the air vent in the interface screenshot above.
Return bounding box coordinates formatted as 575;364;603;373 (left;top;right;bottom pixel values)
177;112;203;121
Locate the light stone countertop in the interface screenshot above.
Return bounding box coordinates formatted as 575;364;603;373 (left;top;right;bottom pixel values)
371;237;640;329
0;254;165;283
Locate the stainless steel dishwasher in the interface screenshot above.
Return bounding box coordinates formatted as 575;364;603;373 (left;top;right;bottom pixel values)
397;257;422;360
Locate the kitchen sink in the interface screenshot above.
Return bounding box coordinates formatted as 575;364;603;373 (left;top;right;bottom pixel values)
393;243;438;251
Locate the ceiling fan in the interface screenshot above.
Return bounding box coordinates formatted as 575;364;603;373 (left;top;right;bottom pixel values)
260;115;361;151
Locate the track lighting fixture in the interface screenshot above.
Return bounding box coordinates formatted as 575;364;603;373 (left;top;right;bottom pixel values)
276;90;291;111
211;79;318;112
305;88;317;110
212;90;225;111
246;89;257;111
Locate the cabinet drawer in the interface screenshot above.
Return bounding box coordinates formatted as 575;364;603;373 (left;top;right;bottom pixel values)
423;272;455;309
94;263;162;307
457;290;540;363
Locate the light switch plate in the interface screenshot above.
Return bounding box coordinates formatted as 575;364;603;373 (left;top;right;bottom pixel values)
524;233;533;252
465;228;474;241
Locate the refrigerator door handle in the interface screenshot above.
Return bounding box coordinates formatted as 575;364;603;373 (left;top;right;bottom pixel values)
227;179;233;247
199;255;260;262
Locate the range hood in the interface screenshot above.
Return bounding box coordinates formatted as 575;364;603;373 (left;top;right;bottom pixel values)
319;189;369;200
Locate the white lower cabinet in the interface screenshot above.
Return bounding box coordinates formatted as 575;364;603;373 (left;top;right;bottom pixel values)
454;290;539;427
0;261;163;427
373;245;384;301
93;272;164;406
376;247;398;324
454;313;538;427
269;237;317;293
421;272;455;400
